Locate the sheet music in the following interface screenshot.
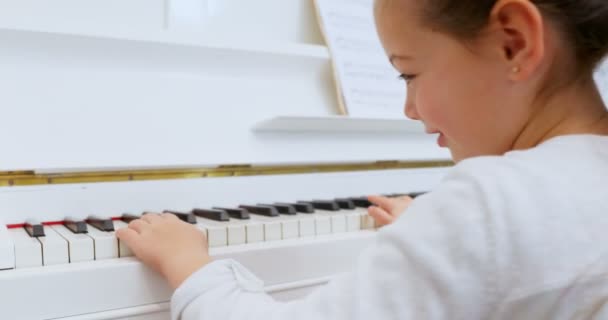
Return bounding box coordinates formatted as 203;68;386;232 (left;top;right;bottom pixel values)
314;0;406;119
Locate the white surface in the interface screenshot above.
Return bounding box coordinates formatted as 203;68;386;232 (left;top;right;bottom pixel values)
0;23;448;172
0;225;16;270
314;0;406;118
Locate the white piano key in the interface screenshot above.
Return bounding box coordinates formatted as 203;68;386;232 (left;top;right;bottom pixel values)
52;225;94;263
313;214;332;235
0;225;16;270
195;217;244;246
242;220;264;243
113;220;134;257
9;228;42;268
275;215;300;239
360;211;376;229
38;226;69;266
316;210;347;233
194;221;227;248
345;212;362;231
249;215;285;241
86;223;119;260
297;215;316;237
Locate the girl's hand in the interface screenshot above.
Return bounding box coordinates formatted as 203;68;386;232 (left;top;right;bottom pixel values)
367;195;414;227
116;213;211;290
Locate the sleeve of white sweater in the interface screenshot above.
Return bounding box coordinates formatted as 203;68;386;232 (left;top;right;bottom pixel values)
170;164;502;320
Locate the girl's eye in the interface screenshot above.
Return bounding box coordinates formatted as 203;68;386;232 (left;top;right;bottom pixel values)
397;74;417;84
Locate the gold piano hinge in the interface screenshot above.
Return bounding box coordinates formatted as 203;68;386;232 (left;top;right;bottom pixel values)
0;161;453;187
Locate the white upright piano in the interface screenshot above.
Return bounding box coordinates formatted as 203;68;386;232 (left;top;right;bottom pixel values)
0;1;451;319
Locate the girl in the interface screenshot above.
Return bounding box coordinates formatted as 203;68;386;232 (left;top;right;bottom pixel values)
117;0;608;318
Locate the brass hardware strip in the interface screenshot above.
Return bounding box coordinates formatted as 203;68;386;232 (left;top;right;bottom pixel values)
0;161;453;187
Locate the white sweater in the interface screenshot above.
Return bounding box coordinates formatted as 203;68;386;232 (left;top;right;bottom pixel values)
171;134;608;320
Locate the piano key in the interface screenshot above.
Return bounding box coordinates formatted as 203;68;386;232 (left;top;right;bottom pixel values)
85;224;119;260
87;216;115;232
335;199;356;210
350;197;373;208
194;219;228;248
63;218;88;234
313;214;331;235
38;226;69;266
121;213;140;223
113;220;134;257
360;210;376;229
345;212;362;231
51;225;94;263
408;191;427;198
212;207;250;220
298;200;340;211
9;228;42;268
248;215;283;241
195;217;245;246
162;210;197;224
239;205;279;217
295;214;315;237
0;225;15;270
276;202;315;213
315;209;347;233
259;203;296;215
192;208;230;222
24;219;45;237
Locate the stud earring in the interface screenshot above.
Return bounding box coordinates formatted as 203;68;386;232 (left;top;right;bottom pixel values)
511;66;521;74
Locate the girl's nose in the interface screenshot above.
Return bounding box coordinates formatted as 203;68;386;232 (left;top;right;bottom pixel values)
404;94;420;120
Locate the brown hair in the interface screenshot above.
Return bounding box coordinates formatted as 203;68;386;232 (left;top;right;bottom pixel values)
422;0;608;73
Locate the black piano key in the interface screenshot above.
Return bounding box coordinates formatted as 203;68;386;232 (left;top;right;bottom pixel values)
87;216;115;232
192;208;230;222
163;210;197;224
213;207;250;220
121;213;140;223
275;202;315;214
24;220;45;237
63;218;88;234
408;192;427;199
335;199;356;210
350;197;373;208
239;205;279;217
298;200;340;211
259;203;296;215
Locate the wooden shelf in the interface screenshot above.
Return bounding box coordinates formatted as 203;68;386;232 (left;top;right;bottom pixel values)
252;116;426;134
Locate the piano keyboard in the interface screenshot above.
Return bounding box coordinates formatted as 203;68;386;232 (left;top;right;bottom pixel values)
1;195;422;271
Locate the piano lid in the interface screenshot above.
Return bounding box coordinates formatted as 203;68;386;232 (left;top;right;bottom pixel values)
0;0;450;173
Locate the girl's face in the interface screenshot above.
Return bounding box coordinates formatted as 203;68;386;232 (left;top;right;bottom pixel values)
374;0;532;162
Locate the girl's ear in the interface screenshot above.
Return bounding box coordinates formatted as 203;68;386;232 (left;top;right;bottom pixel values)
488;0;545;81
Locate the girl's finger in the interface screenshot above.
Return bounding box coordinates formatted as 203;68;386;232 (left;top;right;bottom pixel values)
368;206;393;226
128;219;148;234
141;212;162;224
115;227;141;252
367;195;395;210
